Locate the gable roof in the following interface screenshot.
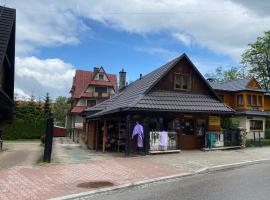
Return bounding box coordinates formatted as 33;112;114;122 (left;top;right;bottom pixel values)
209;79;266;93
71;68;117;99
86;54;234;118
0;6;16;67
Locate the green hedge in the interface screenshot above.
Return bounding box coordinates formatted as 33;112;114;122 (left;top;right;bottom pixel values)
246;139;270;147
3;119;46;140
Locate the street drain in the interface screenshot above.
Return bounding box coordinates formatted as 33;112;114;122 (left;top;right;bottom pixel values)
77;181;114;189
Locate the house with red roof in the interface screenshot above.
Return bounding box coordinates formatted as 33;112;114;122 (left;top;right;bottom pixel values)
66;67;117;141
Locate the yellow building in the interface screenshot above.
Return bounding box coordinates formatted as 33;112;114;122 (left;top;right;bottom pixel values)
209;78;270;139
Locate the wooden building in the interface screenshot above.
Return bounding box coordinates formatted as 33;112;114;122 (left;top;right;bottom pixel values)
66;67;117;142
84;54;234;155
210;78;270;139
0;6;16;140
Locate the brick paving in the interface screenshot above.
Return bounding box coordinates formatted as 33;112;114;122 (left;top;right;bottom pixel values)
0;157;190;200
1;143;270;200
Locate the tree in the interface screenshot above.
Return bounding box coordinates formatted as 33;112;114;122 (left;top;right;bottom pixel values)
241;31;270;91
205;66;247;83
43;92;52;119
52;96;70;127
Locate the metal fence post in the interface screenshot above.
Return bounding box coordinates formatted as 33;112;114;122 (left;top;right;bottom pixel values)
43;118;54;163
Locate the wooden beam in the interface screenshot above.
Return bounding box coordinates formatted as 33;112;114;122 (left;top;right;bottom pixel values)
125;115;131;157
102;120;107;153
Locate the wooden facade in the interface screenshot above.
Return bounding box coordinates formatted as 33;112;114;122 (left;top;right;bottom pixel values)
84;54;233;154
0;7;16;138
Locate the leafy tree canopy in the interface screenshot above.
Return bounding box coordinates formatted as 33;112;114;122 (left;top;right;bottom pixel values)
241;31;270;91
52;96;70;127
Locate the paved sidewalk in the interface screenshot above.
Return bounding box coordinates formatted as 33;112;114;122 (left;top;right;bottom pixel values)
1;147;270;200
51;137;120;164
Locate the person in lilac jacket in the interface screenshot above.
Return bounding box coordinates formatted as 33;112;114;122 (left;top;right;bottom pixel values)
132;122;144;153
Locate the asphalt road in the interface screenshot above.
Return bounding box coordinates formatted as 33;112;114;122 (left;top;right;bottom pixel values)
88;162;270;200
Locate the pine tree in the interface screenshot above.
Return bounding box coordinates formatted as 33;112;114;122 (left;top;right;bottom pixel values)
43;92;52;119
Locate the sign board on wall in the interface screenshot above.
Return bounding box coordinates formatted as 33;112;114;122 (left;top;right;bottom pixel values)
208;116;221;131
209;116;220;126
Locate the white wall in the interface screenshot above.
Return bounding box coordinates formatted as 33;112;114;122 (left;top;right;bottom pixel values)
235;116;265;139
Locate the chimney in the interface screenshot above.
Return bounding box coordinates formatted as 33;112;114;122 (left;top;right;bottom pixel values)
119;69;126;90
93;67;99;72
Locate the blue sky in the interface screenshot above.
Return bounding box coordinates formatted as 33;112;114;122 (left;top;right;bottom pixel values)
38;19;235;83
8;0;270;100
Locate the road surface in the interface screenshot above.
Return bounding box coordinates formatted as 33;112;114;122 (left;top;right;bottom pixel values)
87;162;270;200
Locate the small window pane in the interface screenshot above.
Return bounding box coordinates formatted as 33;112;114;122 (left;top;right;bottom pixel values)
175;75;181;89
258;96;262;106
250;120;263;130
237;95;243;105
246;95;251;106
87;100;96;107
99;74;104;80
252;95;257;106
182;76;188;89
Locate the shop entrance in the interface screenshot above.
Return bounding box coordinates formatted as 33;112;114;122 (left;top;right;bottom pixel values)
178;118;207;149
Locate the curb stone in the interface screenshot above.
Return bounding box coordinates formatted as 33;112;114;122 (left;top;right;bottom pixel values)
50;158;270;200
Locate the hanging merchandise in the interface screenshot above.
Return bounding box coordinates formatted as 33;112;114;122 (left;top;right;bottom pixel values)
132;122;144;148
159;131;168;150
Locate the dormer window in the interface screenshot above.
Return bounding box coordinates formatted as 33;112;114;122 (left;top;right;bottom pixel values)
174;74;189;90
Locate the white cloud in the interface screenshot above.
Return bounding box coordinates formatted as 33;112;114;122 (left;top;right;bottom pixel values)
172;33;193;47
5;0;270;98
15;56;75;99
8;0;270;59
14;87;31;101
134;47;178;59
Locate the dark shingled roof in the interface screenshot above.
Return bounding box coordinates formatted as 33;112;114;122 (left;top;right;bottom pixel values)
131;90;233;113
86;54;234;118
0;6;16;67
209;79;266;92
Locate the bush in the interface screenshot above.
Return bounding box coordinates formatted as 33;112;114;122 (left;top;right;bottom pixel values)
245;139;270;147
3;119;46;140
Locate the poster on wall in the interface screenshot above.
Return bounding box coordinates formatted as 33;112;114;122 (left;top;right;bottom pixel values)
208;116;220;126
150;131;177;151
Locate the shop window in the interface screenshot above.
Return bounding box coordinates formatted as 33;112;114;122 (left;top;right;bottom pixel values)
237;95;243;106
174;74;189;90
246;95;251;106
258;96;262;106
181;120;194;135
252;95;257;106
87;100;96;107
250;120;263;131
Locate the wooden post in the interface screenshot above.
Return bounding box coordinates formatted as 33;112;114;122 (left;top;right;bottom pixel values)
125;115;131;157
95;121;98;151
143;117;150;155
102;120;107;153
43;118;54;163
85;121;88;144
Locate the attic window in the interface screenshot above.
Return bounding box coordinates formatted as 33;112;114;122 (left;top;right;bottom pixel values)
174;74;189;90
99;74;104;80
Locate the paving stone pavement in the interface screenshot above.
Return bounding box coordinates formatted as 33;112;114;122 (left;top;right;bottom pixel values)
1;143;270;200
0;157;189;200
